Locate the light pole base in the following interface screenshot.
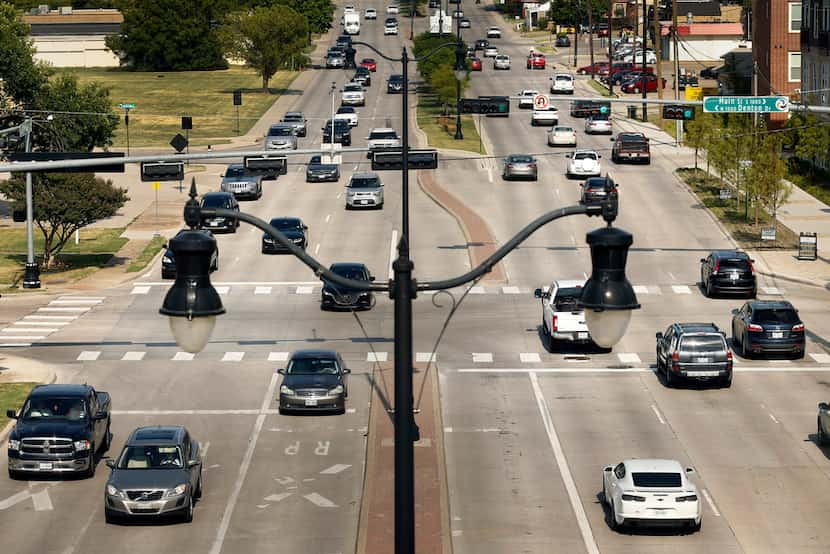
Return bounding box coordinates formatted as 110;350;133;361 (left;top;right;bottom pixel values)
454;117;463;140
23;262;40;289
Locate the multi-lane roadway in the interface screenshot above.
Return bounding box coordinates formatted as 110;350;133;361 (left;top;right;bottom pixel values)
2;2;830;553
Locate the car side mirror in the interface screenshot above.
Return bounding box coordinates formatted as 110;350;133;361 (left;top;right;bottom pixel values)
656;332;663;340
220;174;225;178
343;368;352;374
277;368;286;375
604;466;612;472
685;467;695;474
188;460;200;468
731;309;738;316
534;288;543;298
597;155;602;158
94;411;108;421
105;459;116;469
6;409;17;419
565;154;571;158
610;138;615;142
162;242;168;249
750;259;755;263
370;275;376;281
699;258;706;263
303;225;308;230
820;402;829;411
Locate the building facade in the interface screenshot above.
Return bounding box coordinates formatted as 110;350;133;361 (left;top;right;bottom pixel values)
753;0;802;124
802;0;830;107
23;8;122;68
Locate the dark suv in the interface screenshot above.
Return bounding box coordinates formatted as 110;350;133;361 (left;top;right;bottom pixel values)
610;132;650;164
387;74;404;93
322;119;352;145
200;192;240;233
731;300;805;359
656;323;732;387
700;250;756;298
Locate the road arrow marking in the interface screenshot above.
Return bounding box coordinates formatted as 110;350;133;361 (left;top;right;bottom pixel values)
264;493;293;502
319;464;351;475
304;492;337;508
0;488;53;511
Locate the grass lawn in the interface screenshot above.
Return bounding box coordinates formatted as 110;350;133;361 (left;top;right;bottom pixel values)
57;67;299;147
647;112;679;138
587;79;613;98
677;169;799;249
0;227;127;286
0;383;37;429
126;235;166;273
416;94;483;153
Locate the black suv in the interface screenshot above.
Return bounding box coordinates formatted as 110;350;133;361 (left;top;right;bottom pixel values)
475;39;490;50
387;74;404;93
732;300;805;359
321;262;375;310
200;192;240;233
322;119;352;145
700;250;756;298
656;323;732;388
580;176;617;207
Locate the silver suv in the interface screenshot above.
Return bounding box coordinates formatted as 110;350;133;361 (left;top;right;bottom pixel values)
345;172;384;209
220;163;262;200
655;322;732;388
265;124;297;150
280;112;307;137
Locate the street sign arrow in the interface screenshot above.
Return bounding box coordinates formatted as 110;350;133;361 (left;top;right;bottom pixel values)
0;488;53;511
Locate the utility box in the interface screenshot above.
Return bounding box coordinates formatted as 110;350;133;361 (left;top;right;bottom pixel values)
798;232;818;260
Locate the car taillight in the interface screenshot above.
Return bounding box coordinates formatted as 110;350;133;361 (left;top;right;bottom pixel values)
609;188;617;193
529;163;537;168
712;260;720;275
747;323;763;332
552;315;558;332
671;351;679;369
676;494;697;502
748;261;755;275
621;494;646;502
792;323;805;332
726;350;733;367
506;163;513;168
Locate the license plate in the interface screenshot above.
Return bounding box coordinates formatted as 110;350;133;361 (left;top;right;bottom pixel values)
772;331;784;338
578;332;588;339
305;398;318;407
730;273;739;280
209;221;218;226
688;371;719;377
39;462;53;470
694;357;712;363
359;200;368;205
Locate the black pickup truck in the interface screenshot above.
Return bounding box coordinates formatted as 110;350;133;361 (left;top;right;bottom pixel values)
6;384;112;479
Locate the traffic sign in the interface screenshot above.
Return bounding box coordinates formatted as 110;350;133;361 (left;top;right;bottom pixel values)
152;181;160;190
118;103;136;109
702;96;789;113
533;94;549;110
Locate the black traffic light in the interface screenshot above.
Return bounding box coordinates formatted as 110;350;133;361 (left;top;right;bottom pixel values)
244;155;288;176
459;96;510;115
141;161;184;182
372;149;438;171
662;104;695;120
233;90;242;106
181;116;193;130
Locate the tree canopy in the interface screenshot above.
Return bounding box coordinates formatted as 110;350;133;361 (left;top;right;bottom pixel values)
0;2;50;107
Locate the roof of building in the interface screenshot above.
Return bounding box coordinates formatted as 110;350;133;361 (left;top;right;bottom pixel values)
661;23;744;37
673;0;721;17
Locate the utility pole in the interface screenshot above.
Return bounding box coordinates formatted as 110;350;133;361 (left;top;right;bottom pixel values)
672;0;681;145
641;0;647;121
752;60;759;130
654;0;663;104
21;117;40;289
588;0;595;79
608;0;614;95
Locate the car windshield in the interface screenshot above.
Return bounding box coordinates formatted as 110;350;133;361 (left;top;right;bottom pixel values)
344;84;362;91
370;131;398;140
287;357;340;375
201;196;232;209
118;445;183;469
332;266;368;280
268;126;292;136
591;114;610;121
337;107;355;114
282;113;302;121
362;59;375;64
349;177;380;188
556;75;572;81
680;335;725;353
631;472;682;488
309;155;322;164
389;75;403;82
225;166;246;178
554;127;574;133
574;152;597;160
270;219;302;231
509;155;533;163
22;397;86;421
325;121;349;131
754;309;799;324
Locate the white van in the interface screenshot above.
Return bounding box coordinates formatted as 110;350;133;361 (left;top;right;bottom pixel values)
344;12;360;35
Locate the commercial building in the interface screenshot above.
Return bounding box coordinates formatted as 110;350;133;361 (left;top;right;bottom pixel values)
23;7;122;68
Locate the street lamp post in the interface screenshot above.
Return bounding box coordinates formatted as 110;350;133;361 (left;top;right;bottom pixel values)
20;117;40;289
453;6;465;141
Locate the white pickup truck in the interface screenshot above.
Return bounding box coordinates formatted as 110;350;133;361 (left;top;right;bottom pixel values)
534;280;592;344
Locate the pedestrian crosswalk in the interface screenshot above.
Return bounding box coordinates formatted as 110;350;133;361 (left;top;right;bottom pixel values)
0;296;105;347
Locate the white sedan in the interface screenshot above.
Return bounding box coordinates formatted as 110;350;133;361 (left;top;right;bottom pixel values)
517;89;539;109
623;50;657;64
365;8;377;19
585;115;612;134
566;149;601;177
548;126;577;146
531;107;559;126
493;54;511;70
386;5;399;13
486;26;502;38
483;46;498;58
602;459;701;531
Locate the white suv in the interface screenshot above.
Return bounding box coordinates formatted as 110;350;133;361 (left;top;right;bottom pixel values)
550;73;575;94
341;83;365;106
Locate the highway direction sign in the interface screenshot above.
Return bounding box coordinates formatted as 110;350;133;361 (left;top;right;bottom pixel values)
533;94;549;110
702;96;789;113
117;103;136;109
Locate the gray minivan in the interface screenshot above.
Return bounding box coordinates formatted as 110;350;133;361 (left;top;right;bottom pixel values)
655;323;732;388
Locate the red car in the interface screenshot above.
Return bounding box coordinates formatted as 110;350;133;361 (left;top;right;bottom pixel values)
360;58;377;72
470;57;482;71
577;62;609;75
527;53;546;70
620;74;666;93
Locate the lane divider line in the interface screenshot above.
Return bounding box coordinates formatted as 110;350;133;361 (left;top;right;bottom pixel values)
650;404;666;424
388;229;398;281
701;488;721;517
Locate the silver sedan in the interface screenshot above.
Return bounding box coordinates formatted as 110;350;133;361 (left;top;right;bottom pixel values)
502;154;538;181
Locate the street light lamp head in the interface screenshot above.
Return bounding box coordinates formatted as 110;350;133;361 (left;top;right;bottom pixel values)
159;211;225;353
581;226;640;347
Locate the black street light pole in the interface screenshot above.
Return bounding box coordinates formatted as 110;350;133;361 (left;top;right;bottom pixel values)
454;3;464;141
641;0;648;121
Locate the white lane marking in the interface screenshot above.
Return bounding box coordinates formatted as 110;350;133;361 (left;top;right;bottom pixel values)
671;285;691;294
113;410;264;415
416;352;437;363
135;281;319;286
172;352;195;361
325;214;331;223
529;372;599;554
24;315;77;320
648;286;662;294
520;353;542;363
769;412;779;424
469;286;486;294
617;353;641;364
121;351;146;361
254;286;272;295
38;307;89;312
762;286;781;295
811;353;830;364
487;167;493;183
502;286;521;294
215;286;230;295
0;343;31;347
3;328;58;333
13;321;69;327
319;464;351;475
701;488;721;516
77;351;101;361
268;352;290;362
667;271;677;281
296;286;314;294
0;336;45;340
50;299;101;305
367;352;388;362
632;285;649;294
222;352;245;362
210;371;279;554
314;243;321;255
388;229;399;281
472;352;494;363
650;404;666;424
264;492;293;502
234;257;240;263
304;492;338;508
583;272;588;281
58;296;104;301
31;488;53;511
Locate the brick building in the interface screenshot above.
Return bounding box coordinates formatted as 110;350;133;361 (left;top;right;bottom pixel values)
753;0;802;125
801;0;830;108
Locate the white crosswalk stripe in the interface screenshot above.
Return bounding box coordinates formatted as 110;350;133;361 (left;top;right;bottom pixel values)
296;286;314;295
617;353;642;364
172;352;195;361
215;286;230;295
222;352;245;362
268;352;290;362
131;286;151;295
811;353;830;364
24;315;77;320
762;287;782;295
13;321;69;327
520;352;542;363
472;352;493;363
77;351;101;361
469;286;486;294
121;351;146;361
671;285;692;294
254;286;272;295
632;285;649;294
367;352;388;362
50;299;102;305
38;307;90;312
502;286;521;294
416;352;437;363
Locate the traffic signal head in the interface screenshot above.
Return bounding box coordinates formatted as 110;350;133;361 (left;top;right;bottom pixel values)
460;96;510;115
141;161;184;182
662;104;695;120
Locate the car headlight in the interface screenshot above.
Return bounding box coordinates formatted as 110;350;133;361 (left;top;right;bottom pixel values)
163;256;173;263
280;385;295;396
213;217;225;223
329;385;344;395
164;484;188;498
7;439;20;451
106;484;126;498
74;440;91;451
292;237;303;243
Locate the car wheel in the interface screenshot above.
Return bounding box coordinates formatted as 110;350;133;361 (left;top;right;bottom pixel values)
182;494;194;523
609;501;621;530
819;418;828;446
85;449;96;478
542;320;554;352
195;472;203;499
665;365;675;388
794;349;805;360
7;468;21;480
601;479;608;505
705;280;713;298
103;422;111;451
750;287;757;299
105;507;119;524
211;257;218;272
741;334;750;359
721;371;732;388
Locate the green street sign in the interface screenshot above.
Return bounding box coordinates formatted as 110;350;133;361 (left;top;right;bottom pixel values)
118;103;136;109
702;96;789;113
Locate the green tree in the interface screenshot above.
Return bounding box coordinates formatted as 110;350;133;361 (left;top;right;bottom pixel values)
33;73;119;151
412;32;466;82
747;134;791;227
0;3;50;106
0;173;128;269
220;5;308;91
106;0;228;71
429;63;468;114
275;0;334;36
786;112;830;175
683;111;719;173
